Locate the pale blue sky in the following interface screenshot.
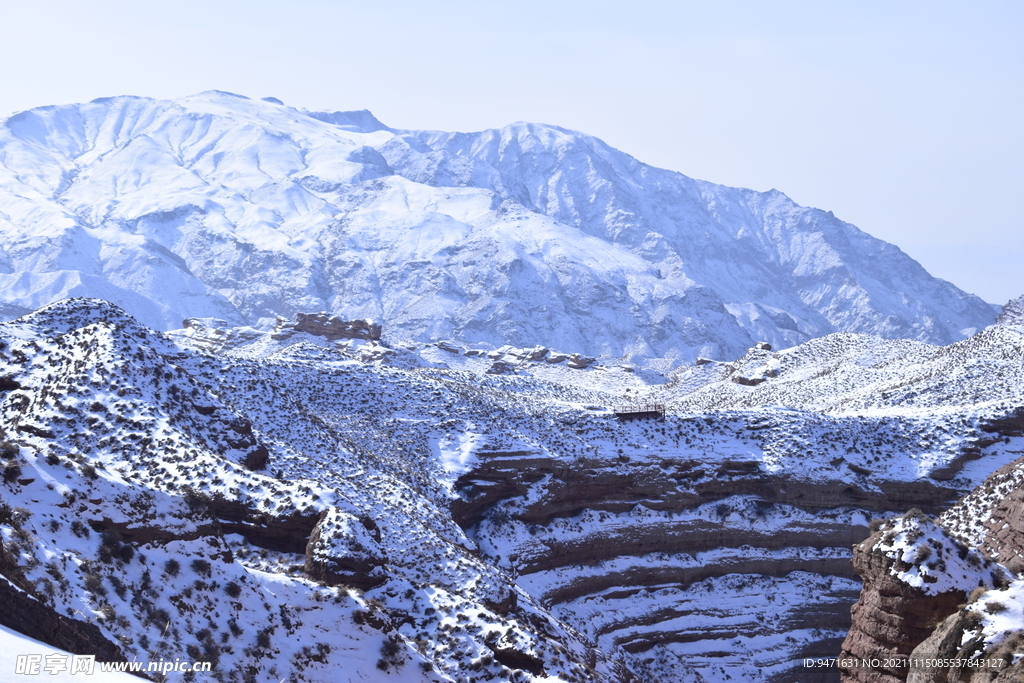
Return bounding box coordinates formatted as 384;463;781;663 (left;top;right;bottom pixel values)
1;0;1020;304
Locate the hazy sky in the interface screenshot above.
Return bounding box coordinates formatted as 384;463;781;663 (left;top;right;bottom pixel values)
1;0;1021;304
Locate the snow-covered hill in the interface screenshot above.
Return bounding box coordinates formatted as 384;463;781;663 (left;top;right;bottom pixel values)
0;92;996;368
2;299;1022;682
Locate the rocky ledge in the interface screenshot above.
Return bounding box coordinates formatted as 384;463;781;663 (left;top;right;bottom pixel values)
279;313;381;341
839;514;1008;683
841;445;1024;683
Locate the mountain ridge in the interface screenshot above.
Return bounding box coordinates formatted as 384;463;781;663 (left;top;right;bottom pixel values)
0;92;997;368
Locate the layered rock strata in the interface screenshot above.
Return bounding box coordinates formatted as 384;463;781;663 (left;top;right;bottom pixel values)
839;516;1007;683
454;423;985;682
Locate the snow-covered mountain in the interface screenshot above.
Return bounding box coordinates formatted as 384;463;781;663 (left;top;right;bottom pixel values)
0;92;996;368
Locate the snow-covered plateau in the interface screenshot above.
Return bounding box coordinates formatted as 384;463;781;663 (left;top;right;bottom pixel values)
0;92;999;369
1;298;1023;682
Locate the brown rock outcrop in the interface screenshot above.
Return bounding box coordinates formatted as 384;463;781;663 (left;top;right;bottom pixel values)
452;450;963;530
903;609;1024;683
839;515;1009;683
87;496;322;555
839;529;967;682
286;312;381;341
484;630;546;676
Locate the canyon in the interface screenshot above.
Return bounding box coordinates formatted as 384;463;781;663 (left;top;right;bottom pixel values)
1;299;1021;682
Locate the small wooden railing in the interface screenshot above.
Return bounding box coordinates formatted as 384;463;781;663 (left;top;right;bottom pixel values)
613;404;666;420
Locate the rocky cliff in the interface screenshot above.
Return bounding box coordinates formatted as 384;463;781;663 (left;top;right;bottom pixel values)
840;418;1024;683
839;515;1009;683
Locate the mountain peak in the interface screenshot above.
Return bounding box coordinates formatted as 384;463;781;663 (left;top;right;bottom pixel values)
0;93;996;367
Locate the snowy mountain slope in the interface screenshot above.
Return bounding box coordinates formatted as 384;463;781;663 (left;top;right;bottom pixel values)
0;299;634;683
662;324;1024;416
0;92;996;367
380;123;991;341
161;313;1024;682
4;299;1021;682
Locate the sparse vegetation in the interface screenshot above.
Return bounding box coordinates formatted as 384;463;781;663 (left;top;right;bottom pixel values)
377;635;405;672
190;558;212;576
986;601;1008;614
2;456;22;483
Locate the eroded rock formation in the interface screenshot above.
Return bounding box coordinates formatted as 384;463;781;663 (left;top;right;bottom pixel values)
838;517;1004;683
304;507;387;589
842;451;1024;683
453;428;975;682
285;313;382;341
995;295;1024;326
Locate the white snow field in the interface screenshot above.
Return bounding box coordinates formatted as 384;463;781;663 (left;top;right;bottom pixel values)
0;623;144;682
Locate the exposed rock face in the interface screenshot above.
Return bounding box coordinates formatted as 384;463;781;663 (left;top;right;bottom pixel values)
287;313;381;341
977;488;1024;572
82;490;328;567
485;630;547;677
453;433;972;682
906;611;981;683
898;453;1024;683
486;359;517;375
841;450;1024;683
0;577;134;668
839;523;974;682
480;344;592;369
216;412;270;471
995;295;1024;326
905;609;1024;683
566;353;596;369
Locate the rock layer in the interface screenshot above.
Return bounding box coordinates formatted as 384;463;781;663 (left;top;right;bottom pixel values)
287;313;382;341
457;438;974;681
